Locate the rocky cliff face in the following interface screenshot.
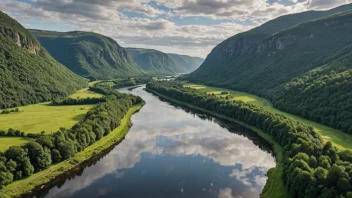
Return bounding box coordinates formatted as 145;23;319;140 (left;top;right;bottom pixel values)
12;32;40;54
0;26;40;54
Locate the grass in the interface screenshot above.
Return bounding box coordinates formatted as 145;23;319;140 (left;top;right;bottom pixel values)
147;89;288;198
0;137;32;152
0;83;102;134
0;103;94;134
0;103;144;198
69;81;103;99
185;83;352;151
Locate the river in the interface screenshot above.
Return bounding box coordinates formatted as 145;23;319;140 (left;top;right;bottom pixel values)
32;86;276;198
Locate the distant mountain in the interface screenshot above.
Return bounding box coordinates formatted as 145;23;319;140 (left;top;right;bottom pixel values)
166;53;204;73
186;4;352;134
0;11;86;108
126;48;204;75
30;30;143;80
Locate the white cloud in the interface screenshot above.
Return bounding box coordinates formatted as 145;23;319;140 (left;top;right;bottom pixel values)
1;0;351;57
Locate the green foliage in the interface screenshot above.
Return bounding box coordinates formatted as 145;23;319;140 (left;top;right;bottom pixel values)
30;30;143;80
186;7;352;135
166;53;204;73
0;11;87;109
273;44;352;133
126;48;203;75
51;97;106;106
147;81;352;198
0;83;145;188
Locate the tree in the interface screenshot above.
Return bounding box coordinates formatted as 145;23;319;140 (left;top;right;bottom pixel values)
51;149;62;164
6;159;17;172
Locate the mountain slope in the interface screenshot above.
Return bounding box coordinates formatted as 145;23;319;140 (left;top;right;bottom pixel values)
166;53;204;73
187;7;352;134
126;48;181;75
188;3;352;83
0;11;86;108
273;43;352;133
30;30;143;80
126;48;203;75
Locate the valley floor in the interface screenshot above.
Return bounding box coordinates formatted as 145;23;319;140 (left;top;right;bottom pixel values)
0;82;101;151
0;103;144;198
185;83;352;151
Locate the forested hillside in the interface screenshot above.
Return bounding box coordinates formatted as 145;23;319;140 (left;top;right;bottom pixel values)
273;44;352;133
188;3;352;81
186;5;352;134
0;11;86;109
126;48;203;75
126;48;181;75
31;30;143;80
167;53;203;73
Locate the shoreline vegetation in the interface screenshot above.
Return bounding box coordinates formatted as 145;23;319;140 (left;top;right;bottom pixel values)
0;103;144;198
145;87;288;198
146;81;352;198
184;83;352;151
0;82;145;198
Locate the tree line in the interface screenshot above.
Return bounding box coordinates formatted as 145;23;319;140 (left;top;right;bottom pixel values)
147;81;352;198
51;97;106;106
0;84;144;189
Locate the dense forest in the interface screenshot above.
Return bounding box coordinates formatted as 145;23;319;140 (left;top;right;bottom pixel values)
185;6;352;134
0;82;144;188
273;44;352;133
147;81;352;198
126;48;203;75
30;30;143;80
0;11;87;109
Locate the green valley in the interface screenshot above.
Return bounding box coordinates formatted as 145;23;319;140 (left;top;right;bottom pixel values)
2;1;352;198
126;48;204;75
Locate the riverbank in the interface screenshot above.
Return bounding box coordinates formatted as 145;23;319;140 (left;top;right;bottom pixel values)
146;89;288;198
0;103;144;198
184;83;352;150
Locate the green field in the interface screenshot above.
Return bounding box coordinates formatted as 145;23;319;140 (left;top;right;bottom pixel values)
69;81;103;99
0;103;144;198
0;84;102;134
0;137;32;151
185;83;352;150
0;103;94;134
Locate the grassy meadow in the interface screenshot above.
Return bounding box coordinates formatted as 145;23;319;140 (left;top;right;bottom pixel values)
0;137;32;152
0;103;94;134
185;83;352;150
0;103;144;198
0;84;102;134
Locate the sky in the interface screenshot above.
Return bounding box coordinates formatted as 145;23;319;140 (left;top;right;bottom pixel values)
1;0;351;58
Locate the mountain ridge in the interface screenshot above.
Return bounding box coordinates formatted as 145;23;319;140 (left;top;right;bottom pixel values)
0;11;87;108
30;30;143;80
126;47;203;75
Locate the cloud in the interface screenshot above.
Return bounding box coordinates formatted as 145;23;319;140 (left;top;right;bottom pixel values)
308;0;351;9
1;0;351;57
218;188;235;198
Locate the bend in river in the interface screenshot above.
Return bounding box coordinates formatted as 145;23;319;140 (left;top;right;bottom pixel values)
32;86;276;198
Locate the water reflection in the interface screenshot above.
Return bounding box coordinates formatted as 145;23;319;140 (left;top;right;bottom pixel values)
33;86;275;198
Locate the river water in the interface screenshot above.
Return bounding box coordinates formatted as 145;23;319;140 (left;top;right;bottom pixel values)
33;86;276;198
